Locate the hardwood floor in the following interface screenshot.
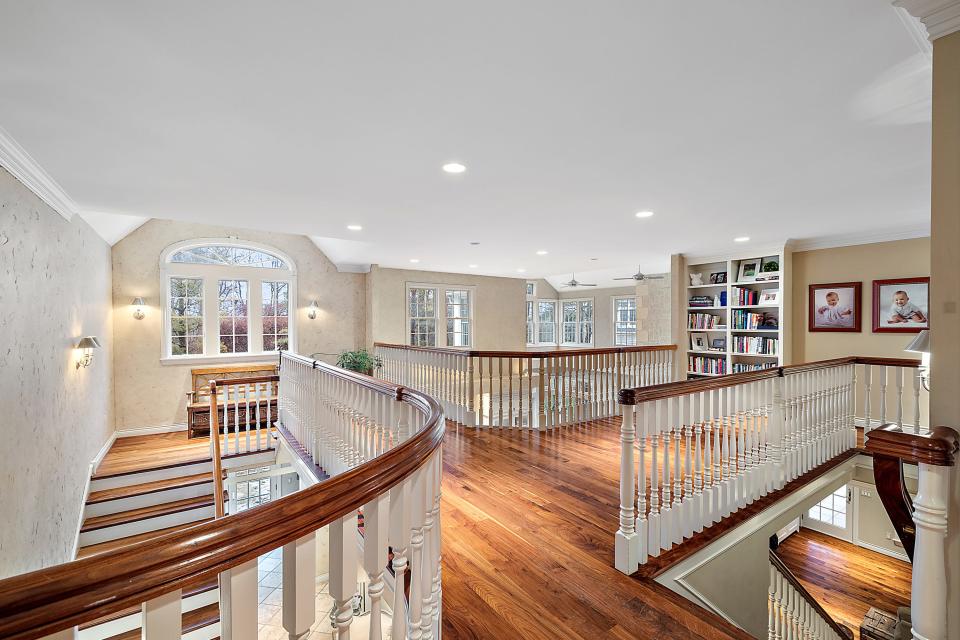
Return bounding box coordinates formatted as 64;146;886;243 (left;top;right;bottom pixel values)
440;419;750;640
777;528;911;640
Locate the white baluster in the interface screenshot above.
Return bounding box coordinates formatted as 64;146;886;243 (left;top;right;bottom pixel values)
912;367;921;434
330;512;358;639
220;559;258;640
142;589;182;639
911;462;951;640
636;403;649;565
283;533;317;640
389;478;411;640
895;366;904;428
364;495;388;640
879;365;888;427
648;400;661;556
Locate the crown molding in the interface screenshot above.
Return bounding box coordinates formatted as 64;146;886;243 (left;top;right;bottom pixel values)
0;125;79;221
788;222;930;252
894;0;960;40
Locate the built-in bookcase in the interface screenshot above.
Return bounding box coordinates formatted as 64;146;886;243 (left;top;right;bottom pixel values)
684;250;788;380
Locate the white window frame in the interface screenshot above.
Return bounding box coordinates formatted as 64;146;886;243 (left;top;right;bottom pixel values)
528;299;559;346
613;296;638;346
405;282;476;349
526;281;536;297
160;239;297;365
560;298;594;347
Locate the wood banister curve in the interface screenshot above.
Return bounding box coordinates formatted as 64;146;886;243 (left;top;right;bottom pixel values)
865;424;959;467
373;341;677;359
0;383;444;640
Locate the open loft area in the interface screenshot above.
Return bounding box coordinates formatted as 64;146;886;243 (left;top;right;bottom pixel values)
0;2;958;640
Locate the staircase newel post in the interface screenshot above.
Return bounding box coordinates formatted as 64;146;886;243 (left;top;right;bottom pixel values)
911;462;950;640
767;373;786;493
614;402;639;574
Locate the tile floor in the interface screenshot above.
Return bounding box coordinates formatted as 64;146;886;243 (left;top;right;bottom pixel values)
256;548;393;640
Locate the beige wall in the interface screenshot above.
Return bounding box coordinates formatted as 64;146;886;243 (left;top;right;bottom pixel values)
365;265;526;350
0;167;114;577
929;30;960;636
791;238;931;364
112;220;365;430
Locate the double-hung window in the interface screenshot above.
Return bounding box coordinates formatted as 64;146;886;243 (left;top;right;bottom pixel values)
561;299;593;347
161;241;296;361
406;283;474;348
536;301;558;345
613;296;637;346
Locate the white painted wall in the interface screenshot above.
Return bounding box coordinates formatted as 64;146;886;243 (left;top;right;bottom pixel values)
0;167;114;577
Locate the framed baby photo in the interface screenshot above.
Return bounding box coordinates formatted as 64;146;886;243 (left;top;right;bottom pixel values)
690;332;710;352
872;277;930;333
808;282;862;332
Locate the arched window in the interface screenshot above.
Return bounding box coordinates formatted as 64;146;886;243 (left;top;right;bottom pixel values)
160;240;297;361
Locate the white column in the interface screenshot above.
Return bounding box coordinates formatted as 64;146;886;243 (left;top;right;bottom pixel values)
364;494;389;640
330;512;359;640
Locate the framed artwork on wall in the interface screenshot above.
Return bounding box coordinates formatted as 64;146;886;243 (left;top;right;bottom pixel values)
808;282;862;332
872;277;930;333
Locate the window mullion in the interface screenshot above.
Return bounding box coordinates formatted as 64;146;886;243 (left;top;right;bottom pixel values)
250;277;264;353
202;277;218;356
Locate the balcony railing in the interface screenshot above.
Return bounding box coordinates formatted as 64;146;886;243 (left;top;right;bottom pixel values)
0;352;445;640
374;342;677;429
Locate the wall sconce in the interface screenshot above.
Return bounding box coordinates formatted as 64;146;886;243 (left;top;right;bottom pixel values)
75;336;101;369
132;297;146;320
905;329;930;391
307;300;319;320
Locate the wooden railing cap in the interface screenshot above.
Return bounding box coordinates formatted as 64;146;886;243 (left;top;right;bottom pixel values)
865;424;959;467
372;341;677;359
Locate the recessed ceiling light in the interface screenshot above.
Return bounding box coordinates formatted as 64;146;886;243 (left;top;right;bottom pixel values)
468;264;478;268
347;225;363;231
517;268;526;273
469;241;480;246
409;258;420;263
443;162;467;174
635;210;654;219
734;236;750;243
590;258;599;261
536;250;548;256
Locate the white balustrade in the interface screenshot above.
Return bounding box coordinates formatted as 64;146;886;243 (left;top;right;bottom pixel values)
375;343;675;430
768;553;849;640
209;375;278;458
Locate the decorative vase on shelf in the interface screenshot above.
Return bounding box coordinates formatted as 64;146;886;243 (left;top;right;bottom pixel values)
714;294;721;308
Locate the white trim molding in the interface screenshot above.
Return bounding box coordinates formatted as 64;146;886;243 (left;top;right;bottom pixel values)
894;0;960;40
116;422;189;438
787;222;930;252
0;125;79;221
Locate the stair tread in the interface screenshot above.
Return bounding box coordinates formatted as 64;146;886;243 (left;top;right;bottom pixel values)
104;602;219;640
87;472;215;504
79;576;218;630
80;496;214;533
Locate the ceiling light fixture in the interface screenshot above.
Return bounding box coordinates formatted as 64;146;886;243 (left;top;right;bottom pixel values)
734;236;750;243
347;225;363;231
409;258;420;263
536;250;548;256
469;241;480;246
442;162;467;174
517;268;526;273
635;210;654;219
468;264;478;268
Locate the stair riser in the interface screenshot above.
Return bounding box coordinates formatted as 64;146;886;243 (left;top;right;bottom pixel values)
89;450;276;492
183;621;220;640
77;587;219;640
85;482;214;518
79;506;215;547
90;462;213;493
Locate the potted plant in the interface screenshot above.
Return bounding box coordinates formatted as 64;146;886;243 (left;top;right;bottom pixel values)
336;349;383;376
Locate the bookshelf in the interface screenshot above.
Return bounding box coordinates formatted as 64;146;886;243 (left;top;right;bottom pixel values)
683;250;789;380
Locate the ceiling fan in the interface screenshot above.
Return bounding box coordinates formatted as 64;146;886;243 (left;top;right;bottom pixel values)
614;265;666;282
560;273;597;288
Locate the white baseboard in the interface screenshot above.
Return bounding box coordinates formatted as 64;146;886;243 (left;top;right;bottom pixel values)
855;538;910;563
854;416;922;431
92;432;117;471
116;422;188;438
73;432;118;559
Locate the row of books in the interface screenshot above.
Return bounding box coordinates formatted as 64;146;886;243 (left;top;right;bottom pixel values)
731;286;760;306
689;295;717;308
732;362;778;373
732;309;778;330
688;313;723;329
688;355;727;375
731;336;779;355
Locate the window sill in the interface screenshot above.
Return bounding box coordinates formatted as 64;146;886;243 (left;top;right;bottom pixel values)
160;353;281;367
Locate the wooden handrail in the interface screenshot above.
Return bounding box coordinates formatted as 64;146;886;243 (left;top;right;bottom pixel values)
373;341;677;359
769;550;854;640
619;355;920;405
0;380;443;639
865;424;959;467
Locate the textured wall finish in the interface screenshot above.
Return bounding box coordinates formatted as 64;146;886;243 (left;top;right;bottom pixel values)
112;220;365;431
0;167;114;578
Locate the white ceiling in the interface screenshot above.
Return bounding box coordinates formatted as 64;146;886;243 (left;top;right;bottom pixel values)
0;1;932;280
